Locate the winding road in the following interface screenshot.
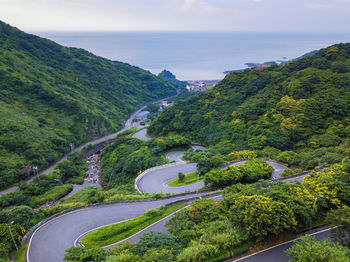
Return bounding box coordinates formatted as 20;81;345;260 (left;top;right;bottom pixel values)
0;91;179;196
26;192;217;262
23;91;317;262
132;129;289;194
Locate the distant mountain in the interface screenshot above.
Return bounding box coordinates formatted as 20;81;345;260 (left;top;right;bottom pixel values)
149;43;350;169
158;70;188;88
0;21;177;189
294;50;318;61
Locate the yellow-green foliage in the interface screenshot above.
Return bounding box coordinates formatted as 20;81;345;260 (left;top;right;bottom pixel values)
229;195;297;238
290;162;349;211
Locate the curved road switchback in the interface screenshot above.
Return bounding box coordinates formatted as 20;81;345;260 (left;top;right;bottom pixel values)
137;162;204;194
132;128;152;141
166;151;186;162
132;128;290;194
98;194;222;249
27;192;217;262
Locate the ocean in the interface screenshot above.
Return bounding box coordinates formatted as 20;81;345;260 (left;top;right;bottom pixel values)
35;31;350;80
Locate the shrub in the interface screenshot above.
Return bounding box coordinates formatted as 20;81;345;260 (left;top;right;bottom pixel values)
178;172;185;182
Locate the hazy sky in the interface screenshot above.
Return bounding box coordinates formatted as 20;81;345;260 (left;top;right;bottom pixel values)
1;0;350;32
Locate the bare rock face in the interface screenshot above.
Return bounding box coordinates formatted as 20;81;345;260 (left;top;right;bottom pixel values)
85;120;107;138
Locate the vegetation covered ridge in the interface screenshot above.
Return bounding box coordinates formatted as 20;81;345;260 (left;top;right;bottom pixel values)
149;43;350;169
0;21;178;190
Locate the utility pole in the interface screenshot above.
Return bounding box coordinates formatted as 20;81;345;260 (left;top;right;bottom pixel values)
9;221;18;250
313;195;324;212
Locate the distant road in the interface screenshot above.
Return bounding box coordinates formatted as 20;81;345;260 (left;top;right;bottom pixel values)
0;90;179;196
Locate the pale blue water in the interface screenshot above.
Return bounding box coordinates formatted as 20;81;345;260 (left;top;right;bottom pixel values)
36;31;350;80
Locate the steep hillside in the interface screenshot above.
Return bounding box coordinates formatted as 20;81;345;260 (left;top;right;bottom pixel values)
0;21;177;189
158;70;188;88
149;43;350;168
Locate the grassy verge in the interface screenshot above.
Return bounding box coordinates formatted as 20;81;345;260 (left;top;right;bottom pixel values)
59;187;155;206
14;243;28;262
81;202;187;248
167;172;202;186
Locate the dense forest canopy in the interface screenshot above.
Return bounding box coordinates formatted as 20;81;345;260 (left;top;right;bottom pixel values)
0;21;177;189
149;43;350;168
158;70;188;88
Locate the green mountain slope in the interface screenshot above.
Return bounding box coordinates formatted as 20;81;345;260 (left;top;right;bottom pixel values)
158;70;188;88
149;43;350;168
0;21;177;189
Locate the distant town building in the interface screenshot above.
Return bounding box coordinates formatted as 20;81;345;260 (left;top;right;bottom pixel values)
159;101;174;113
186;80;220;92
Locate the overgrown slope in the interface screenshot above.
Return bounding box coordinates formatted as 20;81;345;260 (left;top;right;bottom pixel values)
0;21;177;189
149;43;350;168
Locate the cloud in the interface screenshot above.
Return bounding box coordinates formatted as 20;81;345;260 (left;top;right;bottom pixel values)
182;0;198;11
306;2;335;9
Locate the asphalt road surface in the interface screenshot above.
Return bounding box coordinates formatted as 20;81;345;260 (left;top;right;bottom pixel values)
27;192;212;262
132;128;152;141
166;151;185;162
231;228;332;262
137;162;204;194
101;195;222;249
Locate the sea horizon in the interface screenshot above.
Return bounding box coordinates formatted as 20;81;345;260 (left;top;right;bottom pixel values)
35;31;350;80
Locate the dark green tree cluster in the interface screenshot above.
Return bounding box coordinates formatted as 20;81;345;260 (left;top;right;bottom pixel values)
149;43;350;169
204;160;274;188
65;232;183;262
158;70;188;88
0;21;177;190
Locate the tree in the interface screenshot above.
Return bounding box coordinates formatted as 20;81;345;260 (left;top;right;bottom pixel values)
199;220;247;256
131;232;183;256
166;209;200;245
287;235;350;262
64;246;106;262
0;205;39;228
178;172;185;182
176;241;218;262
229;195;297;238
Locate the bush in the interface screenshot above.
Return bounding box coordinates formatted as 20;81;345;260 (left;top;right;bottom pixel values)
287;235;350;262
131;231;183;256
64;246;106;262
178;172;185;182
204;160;274;187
